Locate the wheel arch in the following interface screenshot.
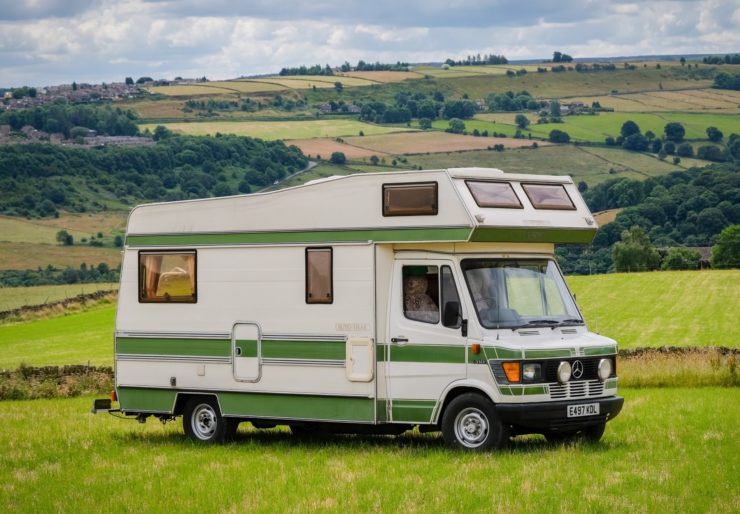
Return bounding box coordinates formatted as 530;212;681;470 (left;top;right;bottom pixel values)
432;379;499;425
173;391;223;417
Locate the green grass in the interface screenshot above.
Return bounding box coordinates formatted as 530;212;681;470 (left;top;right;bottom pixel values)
567;270;740;348
0;303;115;368
457;112;740;143
0;283;118;312
0;388;737;512
405;145;687;187
139;119;415;140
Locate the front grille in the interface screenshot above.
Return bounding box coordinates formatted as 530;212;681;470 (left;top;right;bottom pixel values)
544;357;612;382
549;379;606;400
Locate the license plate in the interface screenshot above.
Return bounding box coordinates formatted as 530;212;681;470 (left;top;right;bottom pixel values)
567;403;600;418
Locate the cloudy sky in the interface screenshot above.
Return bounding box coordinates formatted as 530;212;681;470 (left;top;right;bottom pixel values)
0;0;738;87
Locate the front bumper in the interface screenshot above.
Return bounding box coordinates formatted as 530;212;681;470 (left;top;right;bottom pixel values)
496;396;624;432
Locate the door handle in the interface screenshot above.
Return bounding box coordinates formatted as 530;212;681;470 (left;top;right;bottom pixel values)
235;346;242;356
391;337;409;343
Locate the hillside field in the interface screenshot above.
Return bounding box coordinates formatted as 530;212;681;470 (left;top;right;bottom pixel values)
0;283;118;312
140;119;414;140
0;389;737;512
0;270;736;369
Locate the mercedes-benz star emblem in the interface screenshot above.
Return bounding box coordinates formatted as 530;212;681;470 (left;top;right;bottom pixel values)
571;360;584;379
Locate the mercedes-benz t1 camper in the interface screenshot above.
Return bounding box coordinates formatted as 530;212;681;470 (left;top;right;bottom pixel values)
94;167;623;450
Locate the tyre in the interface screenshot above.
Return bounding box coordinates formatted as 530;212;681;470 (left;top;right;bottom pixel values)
183;396;232;444
582;421;606;442
441;393;509;451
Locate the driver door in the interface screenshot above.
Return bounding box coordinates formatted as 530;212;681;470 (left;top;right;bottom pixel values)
386;259;469;423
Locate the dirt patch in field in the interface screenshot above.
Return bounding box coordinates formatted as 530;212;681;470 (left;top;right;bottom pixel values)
339;71;423;83
344;131;549;155
593;208;623;226
286;138;390;160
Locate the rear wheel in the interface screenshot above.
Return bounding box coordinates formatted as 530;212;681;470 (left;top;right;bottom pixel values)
183;397;233;444
441;393;509;451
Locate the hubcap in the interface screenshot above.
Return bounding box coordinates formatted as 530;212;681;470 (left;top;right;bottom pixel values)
191;403;218;440
454;407;489;448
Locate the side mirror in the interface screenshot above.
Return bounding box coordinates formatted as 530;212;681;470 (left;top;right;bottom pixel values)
443;301;461;327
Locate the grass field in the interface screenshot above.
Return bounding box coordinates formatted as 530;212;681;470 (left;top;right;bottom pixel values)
0;242;121;271
286;138;391;159
470;112;740;143
140;119;414;140
339;71;423;83
0;212;126;245
573;89;740;113
0;283;118;312
405;145;686;186
0;302;114;368
343;131;544;155
0;388;737;512
567;270;740;348
436;68;715;99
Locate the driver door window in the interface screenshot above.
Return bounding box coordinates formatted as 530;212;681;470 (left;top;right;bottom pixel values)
402;265;462;329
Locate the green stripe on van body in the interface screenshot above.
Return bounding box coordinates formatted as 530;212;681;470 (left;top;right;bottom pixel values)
116;337;231;357
126;227;472;247
523;348;575;359
470;227;596;244
117;387;375;421
391;400;437;423
389;344;466;364
262;339;345;360
118;387;177;412
582;346;617;356
219;391;374;422
484;346;523;360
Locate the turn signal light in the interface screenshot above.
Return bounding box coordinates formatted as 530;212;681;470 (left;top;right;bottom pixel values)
110;390;118;402
502;362;521;383
471;343;481;354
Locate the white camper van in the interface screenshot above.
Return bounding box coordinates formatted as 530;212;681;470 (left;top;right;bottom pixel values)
94;167;623;450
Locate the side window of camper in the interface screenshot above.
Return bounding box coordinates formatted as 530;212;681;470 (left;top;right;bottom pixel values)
306;247;333;304
440;266;462;329
139;251;197;303
403;266;440;324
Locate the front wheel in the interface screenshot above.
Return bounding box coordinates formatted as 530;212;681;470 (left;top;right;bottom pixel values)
183;397;235;444
544;421;606;444
441;393;509;451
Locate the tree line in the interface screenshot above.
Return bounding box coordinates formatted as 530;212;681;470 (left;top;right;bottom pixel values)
0;102;139;139
339;61;409;72
444;54;508;66
557;163;740;274
279;65;334;76
0;134;308;217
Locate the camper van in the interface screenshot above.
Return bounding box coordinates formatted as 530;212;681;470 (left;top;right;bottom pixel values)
94;167;623;450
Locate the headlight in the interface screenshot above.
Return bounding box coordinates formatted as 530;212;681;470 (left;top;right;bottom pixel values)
557;361;571;384
598;358;613;381
522;363;541;381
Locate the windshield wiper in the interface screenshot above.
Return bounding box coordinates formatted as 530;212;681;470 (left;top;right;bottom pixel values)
558;318;585;326
522;319;561;328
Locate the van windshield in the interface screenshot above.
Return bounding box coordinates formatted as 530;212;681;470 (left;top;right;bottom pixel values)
461;259;582;329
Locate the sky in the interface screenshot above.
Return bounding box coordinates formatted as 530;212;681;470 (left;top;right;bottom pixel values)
0;0;738;87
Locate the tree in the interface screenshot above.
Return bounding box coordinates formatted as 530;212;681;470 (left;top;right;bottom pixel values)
419;117;432;130
620;120;640;138
447;118;466;134
515;114;530;129
661;247;700;270
697;145;728;162
622;133;648;151
334;81;343;93
663;141;676;154
152;125;172;141
56;230;73;246
612;226;660;272
680;57;686;66
548;129;570;143
329;152;346;164
676;142;693;157
550;100;561;117
706;126;723;142
664;122;685;142
125;77;134;85
711;224;740;269
713;72;740;91
369;155;380;165
72;81;78;91
114;235;124;248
